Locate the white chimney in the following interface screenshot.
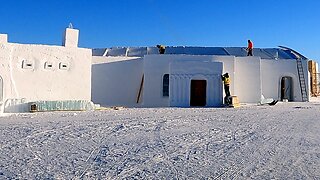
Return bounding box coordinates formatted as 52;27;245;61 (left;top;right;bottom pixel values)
0;34;8;44
62;28;79;47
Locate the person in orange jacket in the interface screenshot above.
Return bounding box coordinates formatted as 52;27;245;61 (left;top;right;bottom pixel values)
247;40;253;56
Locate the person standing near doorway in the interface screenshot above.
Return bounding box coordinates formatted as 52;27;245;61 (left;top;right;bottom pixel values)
247;40;253;56
221;73;231;104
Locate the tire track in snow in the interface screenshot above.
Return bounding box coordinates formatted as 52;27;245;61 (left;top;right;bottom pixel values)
213;110;293;179
114;119;179;179
0;124;72;156
152;120;179;180
73;115;166;179
243;110;314;179
74;123;125;179
253;119;315;179
25;125;73;160
165;112;260;179
231;109;310;179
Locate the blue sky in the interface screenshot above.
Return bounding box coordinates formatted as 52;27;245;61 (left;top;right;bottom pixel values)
1;0;320;61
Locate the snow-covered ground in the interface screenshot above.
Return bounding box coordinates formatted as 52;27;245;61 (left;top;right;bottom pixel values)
0;102;320;179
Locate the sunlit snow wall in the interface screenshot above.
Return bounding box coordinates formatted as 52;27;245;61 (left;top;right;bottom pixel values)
91;51;309;107
233;56;262;103
0;28;92;113
143;55;306;105
91;54;236;107
143;55;226;107
91;56;143;107
261;59;309;101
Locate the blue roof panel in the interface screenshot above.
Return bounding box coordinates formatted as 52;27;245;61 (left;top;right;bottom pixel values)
92;46;307;60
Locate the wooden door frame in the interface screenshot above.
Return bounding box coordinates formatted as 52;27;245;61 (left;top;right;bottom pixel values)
190;80;207;107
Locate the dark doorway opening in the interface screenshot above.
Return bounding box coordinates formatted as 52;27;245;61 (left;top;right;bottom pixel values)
190;80;207;106
281;77;293;101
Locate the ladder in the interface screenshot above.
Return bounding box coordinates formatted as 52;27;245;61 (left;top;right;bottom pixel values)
136;74;144;103
296;59;308;102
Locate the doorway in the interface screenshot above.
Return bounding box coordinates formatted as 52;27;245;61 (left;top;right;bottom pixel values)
190;80;207;106
281;77;293;101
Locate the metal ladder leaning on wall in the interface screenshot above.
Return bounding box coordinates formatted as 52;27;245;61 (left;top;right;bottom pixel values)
296;58;308;102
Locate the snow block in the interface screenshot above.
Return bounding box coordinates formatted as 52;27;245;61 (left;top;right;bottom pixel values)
228;96;240;108
0;34;8;44
62;28;79;47
29;100;94;112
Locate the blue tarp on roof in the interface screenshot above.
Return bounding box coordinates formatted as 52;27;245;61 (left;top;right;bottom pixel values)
92;46;307;60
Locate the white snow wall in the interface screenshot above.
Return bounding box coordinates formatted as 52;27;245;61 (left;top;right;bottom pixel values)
143;55;233;107
92;55;227;108
218;56;235;98
0;43;92;112
169;61;223;107
234;57;262;103
91;56;144;107
90;54;308;107
260;59;308;101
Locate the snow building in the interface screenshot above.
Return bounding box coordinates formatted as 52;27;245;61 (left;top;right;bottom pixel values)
0;28;92;113
92;46;312;107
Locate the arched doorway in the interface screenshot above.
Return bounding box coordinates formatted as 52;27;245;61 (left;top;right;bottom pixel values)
281;76;293;101
190;80;207;106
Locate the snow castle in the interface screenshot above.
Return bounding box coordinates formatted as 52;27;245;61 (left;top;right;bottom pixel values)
0;28;92;113
0;28;318;112
92;46;315;107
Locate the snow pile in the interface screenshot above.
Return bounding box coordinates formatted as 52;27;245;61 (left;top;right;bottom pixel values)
0;102;319;179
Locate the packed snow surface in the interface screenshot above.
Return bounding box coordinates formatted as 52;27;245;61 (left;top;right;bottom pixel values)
0;102;319;179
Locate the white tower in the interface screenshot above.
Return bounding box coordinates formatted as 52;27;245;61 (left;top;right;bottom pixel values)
0;34;8;44
62;25;79;48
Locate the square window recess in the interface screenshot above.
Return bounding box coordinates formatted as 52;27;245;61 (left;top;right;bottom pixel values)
44;62;54;69
22;60;34;69
59;62;69;70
